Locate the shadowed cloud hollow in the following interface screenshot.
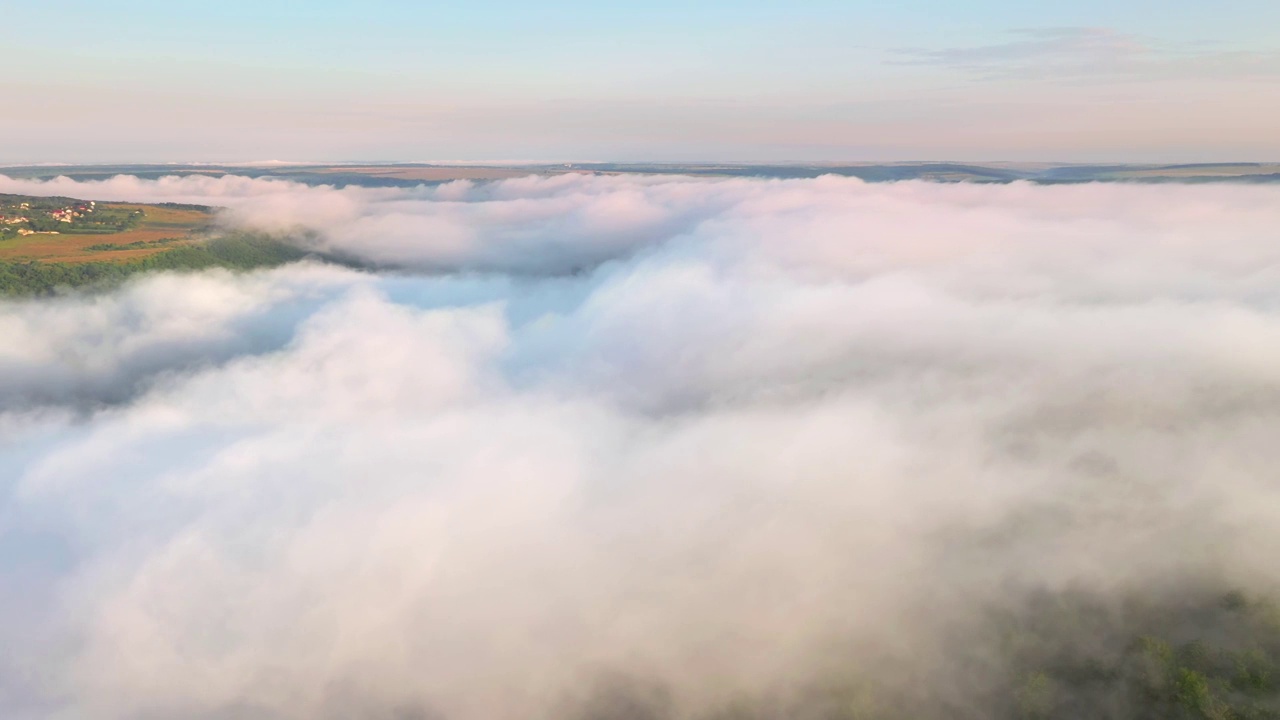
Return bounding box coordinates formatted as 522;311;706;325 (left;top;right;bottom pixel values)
2;175;1280;719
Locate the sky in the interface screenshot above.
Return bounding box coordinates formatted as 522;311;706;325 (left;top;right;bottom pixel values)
2;0;1279;163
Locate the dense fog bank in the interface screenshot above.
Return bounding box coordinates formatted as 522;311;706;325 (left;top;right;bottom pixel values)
2;175;1280;719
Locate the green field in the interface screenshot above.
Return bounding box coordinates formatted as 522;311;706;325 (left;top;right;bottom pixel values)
0;232;311;296
0;194;216;263
0;193;322;296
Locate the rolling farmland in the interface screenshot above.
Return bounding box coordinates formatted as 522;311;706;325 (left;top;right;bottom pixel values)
0;197;213;264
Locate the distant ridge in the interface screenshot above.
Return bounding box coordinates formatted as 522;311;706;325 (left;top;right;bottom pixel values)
3;162;1280;187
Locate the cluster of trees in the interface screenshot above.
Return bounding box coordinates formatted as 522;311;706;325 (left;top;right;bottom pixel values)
85;238;182;251
51;206;144;234
993;589;1280;720
0;193;76;212
548;589;1280;720
0;233;309;296
155;201;213;212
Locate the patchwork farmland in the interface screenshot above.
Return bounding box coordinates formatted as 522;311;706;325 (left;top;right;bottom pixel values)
0;195;213;264
0;194;310;296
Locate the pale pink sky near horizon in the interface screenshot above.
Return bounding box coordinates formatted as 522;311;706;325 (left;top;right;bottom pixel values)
3;2;1279;163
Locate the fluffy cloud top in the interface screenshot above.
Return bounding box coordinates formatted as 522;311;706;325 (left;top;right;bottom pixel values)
2;174;1280;719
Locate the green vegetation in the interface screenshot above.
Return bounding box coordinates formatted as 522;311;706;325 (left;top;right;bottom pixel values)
0;193;145;234
0;233;310;297
990;590;1280;720
0;194;213;265
560;589;1280;720
0;192;320;296
85;238;182;251
42;206;140;234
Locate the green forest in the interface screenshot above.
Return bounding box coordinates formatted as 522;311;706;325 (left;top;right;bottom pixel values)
563;589;1280;720
0;233;310;296
982;589;1280;720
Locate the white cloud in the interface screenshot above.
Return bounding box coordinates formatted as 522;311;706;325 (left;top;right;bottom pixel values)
3;175;1280;718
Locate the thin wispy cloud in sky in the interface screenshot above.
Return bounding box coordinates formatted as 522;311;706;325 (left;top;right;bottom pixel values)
894;28;1153;74
893;27;1280;82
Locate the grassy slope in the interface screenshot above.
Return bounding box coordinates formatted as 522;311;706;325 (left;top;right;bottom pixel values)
0;195;317;296
0;233;309;297
0;199;212;264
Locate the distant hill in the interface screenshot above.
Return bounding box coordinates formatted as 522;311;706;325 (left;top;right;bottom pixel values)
4;162;1280;187
0;194;314;296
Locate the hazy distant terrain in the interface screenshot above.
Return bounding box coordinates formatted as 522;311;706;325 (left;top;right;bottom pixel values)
4;161;1280;188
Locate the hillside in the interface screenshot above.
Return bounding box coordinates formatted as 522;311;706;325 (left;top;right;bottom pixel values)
0;194;311;296
0;193;215;263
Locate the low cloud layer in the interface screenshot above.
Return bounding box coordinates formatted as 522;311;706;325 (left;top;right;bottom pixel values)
3;175;1280;719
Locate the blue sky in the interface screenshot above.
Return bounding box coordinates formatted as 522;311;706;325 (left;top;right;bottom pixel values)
3;0;1278;162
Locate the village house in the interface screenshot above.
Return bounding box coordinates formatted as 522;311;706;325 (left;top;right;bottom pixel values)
50;207;83;223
